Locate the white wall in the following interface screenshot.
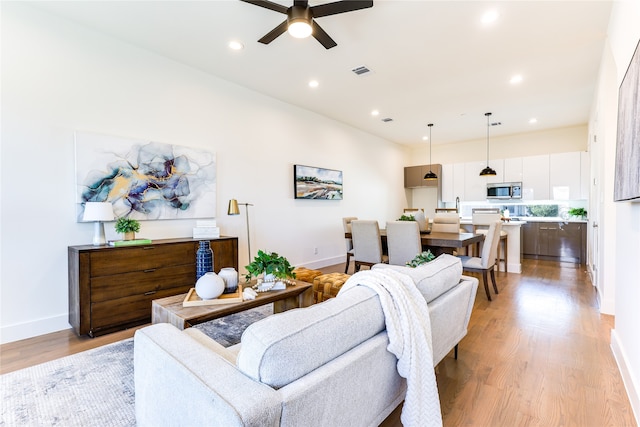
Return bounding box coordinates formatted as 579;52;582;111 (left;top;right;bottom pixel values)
0;3;409;343
595;0;640;422
408;125;588;165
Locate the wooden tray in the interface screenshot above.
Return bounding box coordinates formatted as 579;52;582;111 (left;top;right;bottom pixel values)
183;284;243;307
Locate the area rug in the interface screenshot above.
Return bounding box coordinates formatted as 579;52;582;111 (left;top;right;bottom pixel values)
0;304;273;427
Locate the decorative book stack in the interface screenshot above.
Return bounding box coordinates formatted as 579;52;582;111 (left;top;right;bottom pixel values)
193;219;220;239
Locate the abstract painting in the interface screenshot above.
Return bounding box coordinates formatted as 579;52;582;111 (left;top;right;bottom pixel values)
293;164;343;200
75;132;216;220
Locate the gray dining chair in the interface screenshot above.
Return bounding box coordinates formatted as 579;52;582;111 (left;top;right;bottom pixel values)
386;220;422;266
472;212;508;271
431;212;460;233
351;220;388;272
457;220;502;301
342;216;357;273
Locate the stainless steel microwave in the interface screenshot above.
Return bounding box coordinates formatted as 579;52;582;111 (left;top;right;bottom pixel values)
487;182;522;199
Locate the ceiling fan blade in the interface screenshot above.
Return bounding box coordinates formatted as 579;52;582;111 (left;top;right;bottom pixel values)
310;0;373;18
239;0;288;14
258;20;289;44
311;21;337;49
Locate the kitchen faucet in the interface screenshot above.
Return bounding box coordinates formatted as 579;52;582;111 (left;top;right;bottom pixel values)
455;196;460;213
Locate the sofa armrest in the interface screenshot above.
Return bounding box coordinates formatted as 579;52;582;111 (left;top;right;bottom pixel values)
134;323;281;427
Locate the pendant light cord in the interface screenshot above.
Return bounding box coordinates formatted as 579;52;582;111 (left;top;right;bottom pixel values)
485;112;491;167
428;123;433;171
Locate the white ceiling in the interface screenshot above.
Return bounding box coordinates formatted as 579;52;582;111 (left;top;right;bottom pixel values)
32;0;612;147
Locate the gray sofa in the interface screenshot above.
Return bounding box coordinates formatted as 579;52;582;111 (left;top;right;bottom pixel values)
134;255;478;427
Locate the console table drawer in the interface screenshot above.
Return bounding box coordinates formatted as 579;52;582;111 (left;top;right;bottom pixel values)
91;285;192;332
89;243;195;277
90;264;195;302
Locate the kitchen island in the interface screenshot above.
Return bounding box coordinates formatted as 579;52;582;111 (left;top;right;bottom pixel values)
460;219;524;274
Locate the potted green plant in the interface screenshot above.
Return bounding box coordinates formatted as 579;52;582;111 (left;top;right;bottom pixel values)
406;250;436;268
245;250;296;291
397;214;416;221
568;207;587;220
115;217;141;241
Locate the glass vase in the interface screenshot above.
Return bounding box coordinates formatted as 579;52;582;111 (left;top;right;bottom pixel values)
196;241;213;281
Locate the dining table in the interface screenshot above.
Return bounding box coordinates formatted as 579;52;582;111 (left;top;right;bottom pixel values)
345;229;485;256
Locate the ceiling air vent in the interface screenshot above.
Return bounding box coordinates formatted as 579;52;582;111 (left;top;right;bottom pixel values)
381;118;393;123
352;65;372;76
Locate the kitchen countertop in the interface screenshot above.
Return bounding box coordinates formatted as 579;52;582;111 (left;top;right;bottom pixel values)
460;218;525;225
519;217;588;223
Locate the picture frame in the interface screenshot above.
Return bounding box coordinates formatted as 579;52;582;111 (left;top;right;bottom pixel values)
293;164;343;200
614;38;640;202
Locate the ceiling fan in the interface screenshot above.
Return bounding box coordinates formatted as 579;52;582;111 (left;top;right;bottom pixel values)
240;0;373;49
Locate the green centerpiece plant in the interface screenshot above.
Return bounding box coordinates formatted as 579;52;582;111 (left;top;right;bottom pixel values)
398;214;415;221
115;217;141;241
244;250;296;283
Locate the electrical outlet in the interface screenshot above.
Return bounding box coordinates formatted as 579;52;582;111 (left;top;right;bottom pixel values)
314;247;318;255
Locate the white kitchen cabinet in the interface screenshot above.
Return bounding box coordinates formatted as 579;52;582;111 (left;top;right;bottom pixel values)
550;152;581;200
464;161;489;201
522;154;550;200
441;163;465;202
504;157;523;182
580;151;590;200
441;164;453;202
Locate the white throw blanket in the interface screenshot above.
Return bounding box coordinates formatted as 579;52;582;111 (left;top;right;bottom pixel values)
338;269;443;427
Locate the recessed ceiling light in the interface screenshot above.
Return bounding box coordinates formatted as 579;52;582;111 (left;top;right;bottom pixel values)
510;74;523;84
228;41;244;50
371;110;380;116
529;118;538;124
481;10;499;25
308;80;319;88
422;136;429;141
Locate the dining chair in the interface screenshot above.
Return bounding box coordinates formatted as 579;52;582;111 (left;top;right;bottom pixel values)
342;217;358;274
385;220;422;266
435;208;458;213
457;220;502;301
431;212;460;233
351;220;388;272
472;212;508;272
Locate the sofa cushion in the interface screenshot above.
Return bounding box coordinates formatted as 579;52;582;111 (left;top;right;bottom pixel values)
237;286;385;389
372;254;462;303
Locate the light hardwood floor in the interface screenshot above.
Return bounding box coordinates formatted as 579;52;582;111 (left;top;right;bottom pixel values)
1;260;636;426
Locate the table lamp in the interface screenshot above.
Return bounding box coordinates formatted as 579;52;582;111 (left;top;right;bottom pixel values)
83;202;114;246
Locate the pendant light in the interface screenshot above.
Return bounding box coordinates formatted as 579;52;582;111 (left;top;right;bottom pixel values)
479;112;497;176
423;123;438;181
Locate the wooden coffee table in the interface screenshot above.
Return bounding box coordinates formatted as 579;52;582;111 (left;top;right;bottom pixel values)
151;280;314;330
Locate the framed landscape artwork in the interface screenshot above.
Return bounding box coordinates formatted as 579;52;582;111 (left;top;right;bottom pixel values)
75;131;217;220
293;164;343;200
614;38;640;202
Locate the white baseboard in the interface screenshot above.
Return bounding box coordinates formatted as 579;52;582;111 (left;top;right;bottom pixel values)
1;314;71;345
300;255;345;271
611;329;640;425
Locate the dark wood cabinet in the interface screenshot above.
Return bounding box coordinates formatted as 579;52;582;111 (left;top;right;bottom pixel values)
522;222;585;264
404;164;442;188
68;237;238;337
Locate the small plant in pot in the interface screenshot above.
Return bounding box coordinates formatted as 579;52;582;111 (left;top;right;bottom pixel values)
568;207;587;220
245;250;296;291
115;217;140;241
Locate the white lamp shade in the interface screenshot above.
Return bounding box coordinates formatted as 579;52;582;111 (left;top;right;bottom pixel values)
83;202;114;222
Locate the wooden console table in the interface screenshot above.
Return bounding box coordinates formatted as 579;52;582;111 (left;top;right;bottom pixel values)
68;237;238;337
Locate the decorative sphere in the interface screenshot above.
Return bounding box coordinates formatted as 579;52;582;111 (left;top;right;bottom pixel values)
195;272;225;300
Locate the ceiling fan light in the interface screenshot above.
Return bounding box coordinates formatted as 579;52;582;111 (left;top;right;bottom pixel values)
288;20;312;38
479;166;497;176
